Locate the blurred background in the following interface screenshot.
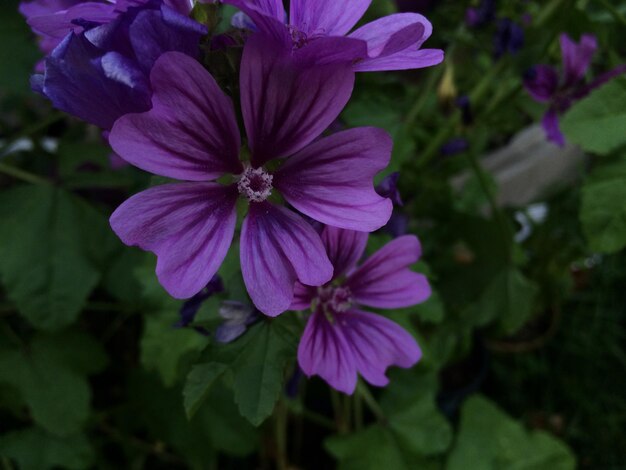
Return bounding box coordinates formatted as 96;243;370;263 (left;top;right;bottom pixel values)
1;0;625;468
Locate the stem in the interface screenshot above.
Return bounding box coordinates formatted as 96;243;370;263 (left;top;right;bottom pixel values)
330;389;348;433
299;408;335;430
535;0;567;26
274;400;289;470
354;392;364;431
594;0;626;26
0;163;50;186
356;382;386;424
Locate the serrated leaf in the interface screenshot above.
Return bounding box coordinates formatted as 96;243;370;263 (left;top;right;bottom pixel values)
580;159;626;253
446;395;575;470
183;363;228;419
0;427;94;470
561;77;626;155
0;185;117;330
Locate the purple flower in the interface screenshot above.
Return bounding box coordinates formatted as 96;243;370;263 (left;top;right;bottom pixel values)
108;36;393;317
376;172;403;206
493;18;524;59
31;1;206;130
524;33;626;146
294;226;430;394
223;0;443;72
465;0;496;28
441;137;469;156
215;301;259;343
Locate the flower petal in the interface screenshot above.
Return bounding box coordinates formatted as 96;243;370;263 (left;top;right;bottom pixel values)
339;309;421;386
291;283;317;310
561;33;597;87
240;202;333;316
298;310;358;394
523;65;559;103
27;2;117;38
109;51;242;181
222;0;288;41
110;183;238;299
346;235;431;308
274;128;393;232
542;109;565;147
240;33;355;166
321;226;368;279
290;0;371;36
353;47;443;72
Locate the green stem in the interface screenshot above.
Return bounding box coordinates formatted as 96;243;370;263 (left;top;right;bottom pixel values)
354;392;364;431
0;163;51;186
594;0;626;26
330;389;348;433
274;400;289;470
356;382;386;424
535;0;567;27
299;408;335;430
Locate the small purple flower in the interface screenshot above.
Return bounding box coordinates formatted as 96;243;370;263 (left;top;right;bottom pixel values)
524;33;626;146
215;301;260;343
456;95;473;125
223;0;443;72
493;18;524;59
32;1;207;130
376;172;403;207
294;226;430;394
465;0;496;28
108;36;393;317
441;137;469;156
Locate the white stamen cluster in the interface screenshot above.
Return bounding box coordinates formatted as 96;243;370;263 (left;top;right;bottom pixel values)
237;166;273;203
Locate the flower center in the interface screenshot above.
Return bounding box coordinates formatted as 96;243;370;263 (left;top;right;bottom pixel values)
317;285;353;314
288;25;309;50
237;166;273;202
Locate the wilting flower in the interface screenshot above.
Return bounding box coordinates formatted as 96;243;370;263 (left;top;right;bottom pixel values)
19;0;194;70
224;0;443;72
493;18;524;59
524;33;626;146
108;36;393;317
31;0;206;131
294;226;430;394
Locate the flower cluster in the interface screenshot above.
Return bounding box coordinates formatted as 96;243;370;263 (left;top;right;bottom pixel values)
21;0;443;393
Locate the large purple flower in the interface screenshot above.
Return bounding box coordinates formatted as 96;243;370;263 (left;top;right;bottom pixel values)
32;0;206;131
524;33;626;146
225;0;443;72
294;226;430;394
108;37;393;317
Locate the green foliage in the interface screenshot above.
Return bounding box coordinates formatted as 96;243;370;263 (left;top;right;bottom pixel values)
0;185;118;330
183;316;300;426
580;156;626;253
562;77;626;155
446;396;576;470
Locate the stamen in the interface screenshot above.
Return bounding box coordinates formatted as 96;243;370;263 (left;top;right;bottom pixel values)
237;166;273;203
317;285;353;314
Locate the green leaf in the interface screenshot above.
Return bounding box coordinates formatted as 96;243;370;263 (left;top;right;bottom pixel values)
0;334;97;436
561;77;626;155
0;428;94;470
0;185;117;330
140;310;209;387
183;363;228;419
580;158;626;253
446;396;576;470
185;316;299;426
472;268;539;334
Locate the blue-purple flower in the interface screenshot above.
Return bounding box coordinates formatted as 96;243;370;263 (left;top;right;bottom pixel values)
524;33;626;146
493;18;524;59
225;0;443;72
294;226;430;394
107;35;393;317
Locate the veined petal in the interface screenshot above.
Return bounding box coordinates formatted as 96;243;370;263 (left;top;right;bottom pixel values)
340;309;422;386
241;202;333;316
560;33;597;87
109;51;242;181
352;47;443;72
290;283;316;310
110;183;238;299
298;310;358;394
290;0;371;37
274;128;393;232
240;33;355;166
346;235;431;308
321;226;368;279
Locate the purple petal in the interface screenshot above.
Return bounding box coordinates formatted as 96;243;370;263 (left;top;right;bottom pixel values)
290;0;371;36
163;0;194;15
110;183;238;299
349;13;443;72
20;0;80;19
240;33;355;166
294;36;369;66
274;128;393;232
376;172;403;206
290;283;317;310
27;2;117;38
240;202;333;317
110;52;242;180
339;309;421;387
560;33;597;87
298;310;358;394
523;65;559;103
222;0;288;40
321;226;368;279
542;109;565;147
353;47;443;72
575;64;626;99
346;235;431;309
